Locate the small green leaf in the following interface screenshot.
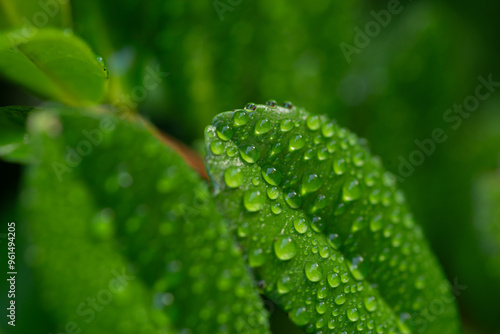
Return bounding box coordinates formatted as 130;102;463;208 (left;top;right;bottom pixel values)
23;107;270;333
0;28;108;105
205;102;461;333
0;105;32;162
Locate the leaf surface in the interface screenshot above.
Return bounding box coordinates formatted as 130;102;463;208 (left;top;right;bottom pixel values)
0;28;108;105
205;102;460;333
22;107;270;333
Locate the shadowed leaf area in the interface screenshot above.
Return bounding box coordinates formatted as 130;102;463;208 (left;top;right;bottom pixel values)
21;107;269;334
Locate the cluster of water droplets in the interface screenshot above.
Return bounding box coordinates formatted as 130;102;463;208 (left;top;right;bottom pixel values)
204;102;444;332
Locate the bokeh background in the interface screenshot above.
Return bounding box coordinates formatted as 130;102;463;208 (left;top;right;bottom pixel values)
1;0;499;333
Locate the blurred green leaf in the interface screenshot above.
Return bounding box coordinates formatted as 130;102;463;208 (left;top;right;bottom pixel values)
22;106;270;333
0;28;108;105
71;0;163;102
205;102;460;333
0;105;32;163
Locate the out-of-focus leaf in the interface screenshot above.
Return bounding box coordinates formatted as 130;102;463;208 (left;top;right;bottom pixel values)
71;0;163;102
205;102;460;333
22;112;170;334
22;106;270;333
0;105;32;163
0;28;108;105
0;0;72;29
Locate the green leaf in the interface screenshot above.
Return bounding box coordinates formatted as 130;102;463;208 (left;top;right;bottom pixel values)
0;28;108;105
205;102;461;333
0;105;33;162
22;107;270;333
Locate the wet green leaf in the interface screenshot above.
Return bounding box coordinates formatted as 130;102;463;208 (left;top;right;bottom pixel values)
205;102;460;333
22;106;270;333
0;28;108;105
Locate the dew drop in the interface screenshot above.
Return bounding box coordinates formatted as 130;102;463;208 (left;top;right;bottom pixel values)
267;187;279;200
306;115;321;131
327;233;342;249
271;203;282;215
364;296;377;312
319;246;330;258
364;172;378;187
347;308;360;322
284;190;302;209
216;124;233;141
270;142;283;156
255;118;272;135
342;177;362;202
317;286;329;299
224;167;243;188
304;262;323;282
278;274;293;294
348;255;369;281
294;218;308;234
303;148;315;160
316;301;328;314
352;149;365;167
310;216;325;233
334;294;346;305
369;189;381;204
243;190;265;212
290;307;310;326
227;146;238;156
327;272;341;288
370;214;383;232
333;158;347;175
262;166;282;186
351;216;365;233
233;110;249;126
301;172;323;194
280;119;294;132
327;140;337;153
239;145;260;163
317;147;329;160
274;235;297;260
289;134;305;151
210;141;225;155
322;122;335;138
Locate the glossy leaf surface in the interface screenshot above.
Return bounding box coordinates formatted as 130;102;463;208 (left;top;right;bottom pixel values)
205;102;460;333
